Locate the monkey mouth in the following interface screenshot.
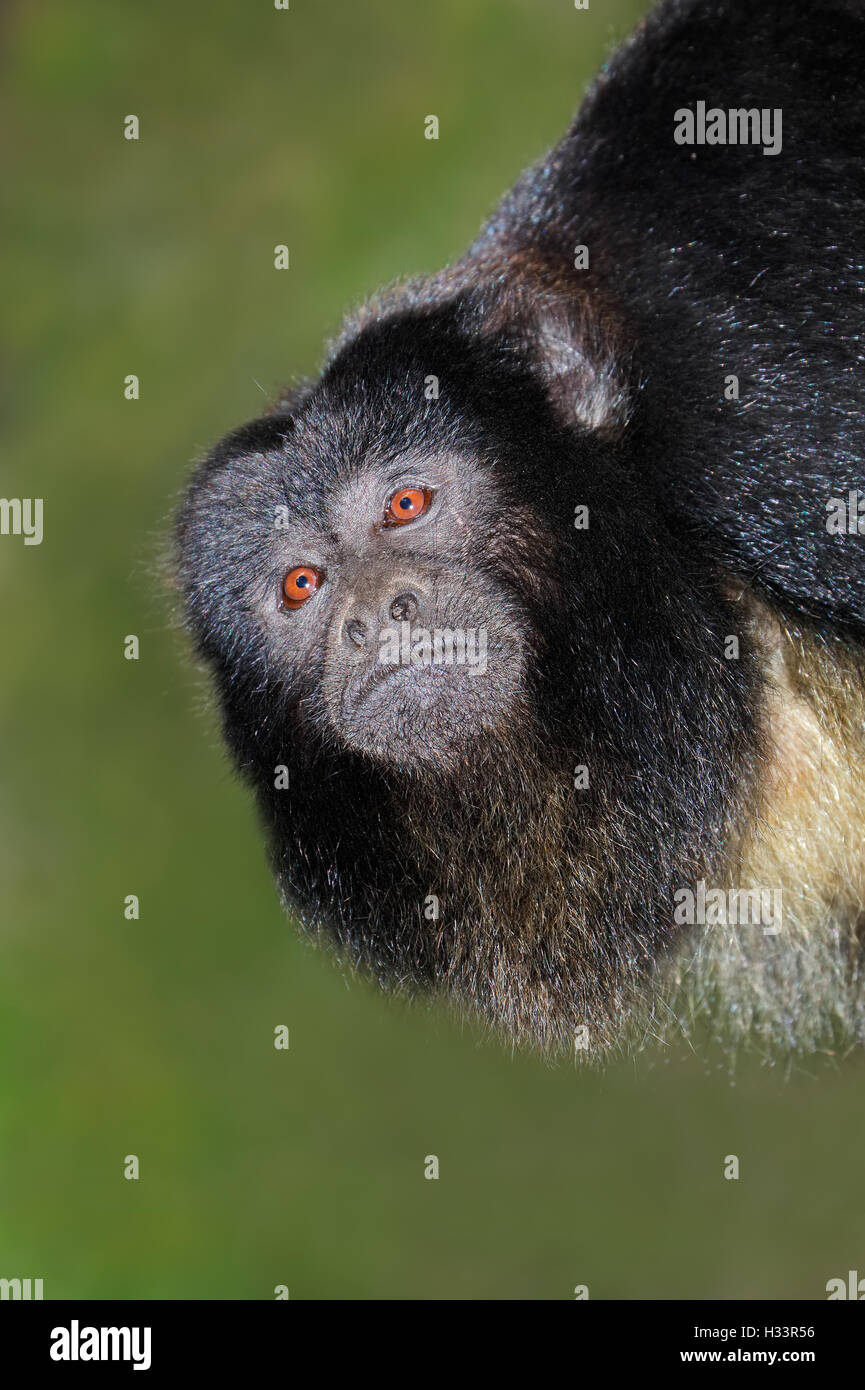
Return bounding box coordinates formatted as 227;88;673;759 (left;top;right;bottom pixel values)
320;612;527;769
330;656;515;770
344;659;459;725
350;662;402;708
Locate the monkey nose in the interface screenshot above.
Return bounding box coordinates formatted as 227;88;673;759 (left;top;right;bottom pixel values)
390;591;418;622
344;616;368;648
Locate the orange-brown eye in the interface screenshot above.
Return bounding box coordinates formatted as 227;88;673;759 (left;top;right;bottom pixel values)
282;565;322;609
384;486;432;526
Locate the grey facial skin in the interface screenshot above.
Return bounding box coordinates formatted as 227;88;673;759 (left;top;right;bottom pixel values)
255;451;531;771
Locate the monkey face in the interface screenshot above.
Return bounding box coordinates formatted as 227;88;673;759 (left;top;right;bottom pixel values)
266;449;532;770
178;374;549;775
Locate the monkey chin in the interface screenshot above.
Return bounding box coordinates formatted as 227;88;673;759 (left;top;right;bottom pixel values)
326;656;526;775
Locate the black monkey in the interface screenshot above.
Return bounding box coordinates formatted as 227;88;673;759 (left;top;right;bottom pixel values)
178;0;865;1057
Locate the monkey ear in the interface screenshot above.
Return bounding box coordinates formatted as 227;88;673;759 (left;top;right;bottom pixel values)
526;304;633;438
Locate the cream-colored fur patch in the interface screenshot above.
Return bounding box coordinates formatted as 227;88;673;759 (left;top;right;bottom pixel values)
658;596;865;1057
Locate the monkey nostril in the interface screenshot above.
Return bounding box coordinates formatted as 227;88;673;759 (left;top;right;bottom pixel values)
344;617;368;648
390;591;418;623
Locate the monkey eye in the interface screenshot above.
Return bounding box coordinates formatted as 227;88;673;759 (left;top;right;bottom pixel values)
383;486;433;526
282;565;323;609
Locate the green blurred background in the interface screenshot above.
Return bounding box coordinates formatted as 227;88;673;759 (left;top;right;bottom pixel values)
1;0;862;1300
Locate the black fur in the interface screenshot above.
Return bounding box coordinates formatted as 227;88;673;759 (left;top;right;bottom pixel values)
481;0;865;635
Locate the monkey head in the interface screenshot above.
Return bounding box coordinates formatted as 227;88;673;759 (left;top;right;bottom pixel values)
177;294;757;1050
178;302;616;777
